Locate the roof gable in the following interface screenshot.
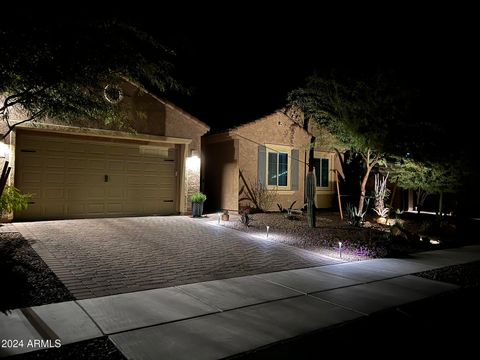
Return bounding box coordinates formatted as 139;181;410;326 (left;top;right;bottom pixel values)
122;77;210;132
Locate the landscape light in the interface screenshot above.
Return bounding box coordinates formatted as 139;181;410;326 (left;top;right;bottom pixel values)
339;242;342;258
266;225;270;238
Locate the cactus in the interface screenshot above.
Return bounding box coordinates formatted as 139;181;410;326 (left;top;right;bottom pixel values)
306;171;316;228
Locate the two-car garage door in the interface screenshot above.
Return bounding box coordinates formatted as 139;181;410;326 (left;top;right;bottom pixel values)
15;131;178;220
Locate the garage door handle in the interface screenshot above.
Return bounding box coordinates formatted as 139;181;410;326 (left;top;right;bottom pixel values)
104;175;109;182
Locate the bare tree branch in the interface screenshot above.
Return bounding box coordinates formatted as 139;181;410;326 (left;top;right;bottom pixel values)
1;110;45;140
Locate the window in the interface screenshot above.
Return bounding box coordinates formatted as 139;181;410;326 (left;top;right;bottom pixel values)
104;84;124;104
314;157;329;188
267;149;289;188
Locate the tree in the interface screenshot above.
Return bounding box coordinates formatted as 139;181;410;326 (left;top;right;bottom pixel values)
288;73;414;214
387;157;462;214
0;17;180;140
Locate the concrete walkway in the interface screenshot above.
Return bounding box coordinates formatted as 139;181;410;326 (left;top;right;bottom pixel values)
1;245;479;359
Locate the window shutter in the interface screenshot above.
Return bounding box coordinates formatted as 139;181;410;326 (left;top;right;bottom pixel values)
258;145;266;187
291;149;299;191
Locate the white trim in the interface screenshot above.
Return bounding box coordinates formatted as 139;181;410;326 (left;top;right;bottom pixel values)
277;190;296;195
313;151;334;191
265;144;292;190
17;123;192;145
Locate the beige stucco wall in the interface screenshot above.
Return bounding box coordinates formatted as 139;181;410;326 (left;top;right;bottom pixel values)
202;138;239;212
1;81;209;215
163;104;210;211
307;121;342;209
235;112;311;211
164;106;206;154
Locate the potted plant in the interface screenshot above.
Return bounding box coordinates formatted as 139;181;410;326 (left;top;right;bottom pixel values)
191;192;207;218
221;209;229;221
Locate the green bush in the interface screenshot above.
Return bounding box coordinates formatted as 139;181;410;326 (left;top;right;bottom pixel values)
0;186;31;214
191;192;207;203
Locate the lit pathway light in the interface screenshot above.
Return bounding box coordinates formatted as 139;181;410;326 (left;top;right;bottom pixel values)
266;225;270;238
339;242;342;258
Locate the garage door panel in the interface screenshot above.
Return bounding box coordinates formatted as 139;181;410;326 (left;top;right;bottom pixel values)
45;173;64;184
16;132;178;219
68;143;86;153
87;203;105;213
143;162;164;172
65;173;87;184
88;159;107;170
106;203;123;212
107;188;124;198
126;175;145;185
44;140;65;152
67;203;86;216
88;144;106;154
45;157;65;168
126;189;143;199
44;188;65;200
142;175;164;185
88;188;106;198
21;171;42;184
67;158;88;169
124;202;143;213
157;179;176;187
143;202;164;213
108;146;129;156
67;188;89;200
108;160;125;171
19;155;42;168
45;203;65;217
126;161;143;171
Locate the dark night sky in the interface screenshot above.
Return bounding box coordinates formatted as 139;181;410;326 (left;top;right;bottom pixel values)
116;7;477;133
11;5;480;132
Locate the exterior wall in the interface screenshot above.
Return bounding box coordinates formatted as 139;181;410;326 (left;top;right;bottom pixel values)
164;106;205;154
308;121;341;209
1;81;209;217
313;150;341;209
164;106;209;211
202;137;239;212
235;113;311;211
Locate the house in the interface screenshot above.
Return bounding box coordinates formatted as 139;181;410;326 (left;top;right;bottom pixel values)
202;110;341;213
1;79;210;220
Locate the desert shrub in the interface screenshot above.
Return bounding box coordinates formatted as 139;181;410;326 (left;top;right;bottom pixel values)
240;207;253;227
239;179;277;212
0;186;31;215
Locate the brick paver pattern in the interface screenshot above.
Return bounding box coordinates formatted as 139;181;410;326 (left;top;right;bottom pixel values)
15;216;334;299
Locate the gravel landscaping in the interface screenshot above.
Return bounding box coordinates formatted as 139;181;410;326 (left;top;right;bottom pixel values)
0;231;74;312
415;261;480;288
220;211;431;260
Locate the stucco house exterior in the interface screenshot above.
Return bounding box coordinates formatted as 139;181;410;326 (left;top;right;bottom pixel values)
202;110;341;213
1;79;210;220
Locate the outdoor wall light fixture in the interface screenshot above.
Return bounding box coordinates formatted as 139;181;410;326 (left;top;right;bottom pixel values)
338;242;342;258
0;142;10;159
186;155;201;172
266;225;270;238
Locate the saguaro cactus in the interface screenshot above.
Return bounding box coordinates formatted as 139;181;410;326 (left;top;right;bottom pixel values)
306;171;316;228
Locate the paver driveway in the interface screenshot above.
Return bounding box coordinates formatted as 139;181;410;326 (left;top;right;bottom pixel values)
14;216;335;299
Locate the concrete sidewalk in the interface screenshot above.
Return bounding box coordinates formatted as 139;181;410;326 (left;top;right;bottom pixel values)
1;245;479;359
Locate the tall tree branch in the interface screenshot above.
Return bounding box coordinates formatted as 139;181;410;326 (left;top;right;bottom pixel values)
1;110;45;140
